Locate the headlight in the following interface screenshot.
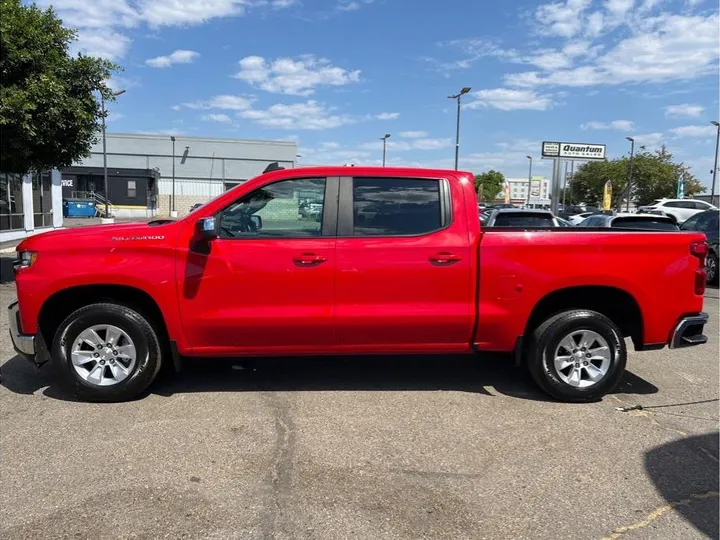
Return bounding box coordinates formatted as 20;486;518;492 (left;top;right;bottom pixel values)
15;251;37;268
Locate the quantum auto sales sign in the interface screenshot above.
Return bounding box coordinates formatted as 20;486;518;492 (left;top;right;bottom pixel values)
542;141;606;160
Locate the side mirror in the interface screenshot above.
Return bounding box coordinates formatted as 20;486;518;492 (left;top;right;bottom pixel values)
196;217;218;240
250;215;263;230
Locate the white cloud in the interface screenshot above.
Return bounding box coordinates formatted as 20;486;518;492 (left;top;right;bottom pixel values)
665;104;704;118
181;95;254;110
146;49;200;68
336;0;375;12
535;0;592;38
466;88;554;111
506;13;719;88
605;0;634;18
581;120;635;131
238;100;356;130
399;131;429;138
40;0;295;59
631;132;664;146
669;125;717;138
375;112;400;120
202;113;233;123
70;29;132;60
234;55;361;96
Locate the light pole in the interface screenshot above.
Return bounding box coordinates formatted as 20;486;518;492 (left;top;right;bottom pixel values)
380;133;391;166
625;136;635;212
448;87;471;170
101;88;125;220
711;121;719;203
525;156;532;207
170;136;177;217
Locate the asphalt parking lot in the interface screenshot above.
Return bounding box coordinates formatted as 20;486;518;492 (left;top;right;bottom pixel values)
1;260;718;540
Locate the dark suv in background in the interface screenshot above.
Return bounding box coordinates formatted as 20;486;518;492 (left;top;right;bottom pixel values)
680;209;719;285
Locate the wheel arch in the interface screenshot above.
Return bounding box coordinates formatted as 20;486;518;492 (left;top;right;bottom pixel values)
523;285;644;350
38;284;171;351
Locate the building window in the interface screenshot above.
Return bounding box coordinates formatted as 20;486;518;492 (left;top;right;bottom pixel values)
127;180;137;199
0;173;24;231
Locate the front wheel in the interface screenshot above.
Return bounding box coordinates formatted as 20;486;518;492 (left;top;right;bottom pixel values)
52;303;163;402
525;310;627;402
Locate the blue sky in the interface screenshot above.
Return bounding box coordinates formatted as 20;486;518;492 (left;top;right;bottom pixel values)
40;0;719;185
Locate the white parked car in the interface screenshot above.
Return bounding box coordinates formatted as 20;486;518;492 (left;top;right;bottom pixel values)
636;199;716;224
567;211;596;225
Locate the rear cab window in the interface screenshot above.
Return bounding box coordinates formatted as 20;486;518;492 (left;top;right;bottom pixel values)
348;177;448;236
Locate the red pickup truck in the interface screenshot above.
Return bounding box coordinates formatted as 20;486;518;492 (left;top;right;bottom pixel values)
9;166;709;402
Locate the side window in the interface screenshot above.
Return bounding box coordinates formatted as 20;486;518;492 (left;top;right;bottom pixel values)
219;178;326;238
681;213;701;230
664;201;682;208
352;178;443;236
127;180;136;198
693;201;710;210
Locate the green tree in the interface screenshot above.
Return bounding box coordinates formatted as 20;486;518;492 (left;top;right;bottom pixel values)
474;170;505;201
568;146;704;209
0;0;119;174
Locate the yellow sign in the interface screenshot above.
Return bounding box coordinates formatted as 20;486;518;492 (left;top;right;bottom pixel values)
602;180;612;210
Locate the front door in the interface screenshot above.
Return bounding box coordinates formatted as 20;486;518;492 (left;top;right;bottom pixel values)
334;176;473;353
178;176;338;355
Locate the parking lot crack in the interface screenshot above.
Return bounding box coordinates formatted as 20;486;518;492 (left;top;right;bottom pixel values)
600;491;719;540
258;392;296;540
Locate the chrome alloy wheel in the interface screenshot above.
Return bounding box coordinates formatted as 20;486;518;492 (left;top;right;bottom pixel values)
553;330;611;388
71;325;137;386
706;255;717;284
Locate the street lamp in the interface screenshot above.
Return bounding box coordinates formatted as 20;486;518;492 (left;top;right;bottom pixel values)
101;88;125;220
380;133;391;166
625;136;635;212
448;87;471;170
711;121;719;203
170;136;177;217
525;156;532;206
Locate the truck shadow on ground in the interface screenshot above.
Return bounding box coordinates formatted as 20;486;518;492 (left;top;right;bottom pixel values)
644;432;719;538
1;353;658;403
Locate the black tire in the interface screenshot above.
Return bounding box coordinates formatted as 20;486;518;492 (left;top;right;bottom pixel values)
707;251;719;286
525;310;626;403
51;303;163;402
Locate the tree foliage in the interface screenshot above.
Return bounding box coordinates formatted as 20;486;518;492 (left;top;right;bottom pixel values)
0;0;119;174
474;170;505;201
567;146;704;209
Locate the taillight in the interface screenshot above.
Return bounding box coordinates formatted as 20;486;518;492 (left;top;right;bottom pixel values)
691;241;708;295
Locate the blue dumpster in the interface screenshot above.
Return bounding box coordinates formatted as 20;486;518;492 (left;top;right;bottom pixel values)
63;199;97;218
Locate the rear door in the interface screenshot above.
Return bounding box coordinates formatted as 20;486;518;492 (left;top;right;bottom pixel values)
334;175;474;352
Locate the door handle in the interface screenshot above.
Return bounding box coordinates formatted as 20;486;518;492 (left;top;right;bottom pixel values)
429;252;462;265
293;253;328;266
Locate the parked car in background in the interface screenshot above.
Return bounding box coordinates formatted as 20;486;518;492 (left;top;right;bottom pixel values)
484;208;562;227
577;213;679;231
637;199;716;224
188;203;204;213
568;212;597;225
680;209;719;285
556;217;573;227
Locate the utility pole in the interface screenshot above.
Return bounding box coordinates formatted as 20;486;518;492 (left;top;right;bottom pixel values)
448;87;471;170
711;121;719;204
625;137;635;212
100;88;125;221
171;136;177;218
525;156;532;207
379;133;391;166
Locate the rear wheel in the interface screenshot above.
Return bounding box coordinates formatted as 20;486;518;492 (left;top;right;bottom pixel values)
525;310;626;402
706;251;718;286
51;303;163;402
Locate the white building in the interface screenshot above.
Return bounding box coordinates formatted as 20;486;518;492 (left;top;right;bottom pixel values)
63;133;297;218
1;171;64;244
504;176;551;206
